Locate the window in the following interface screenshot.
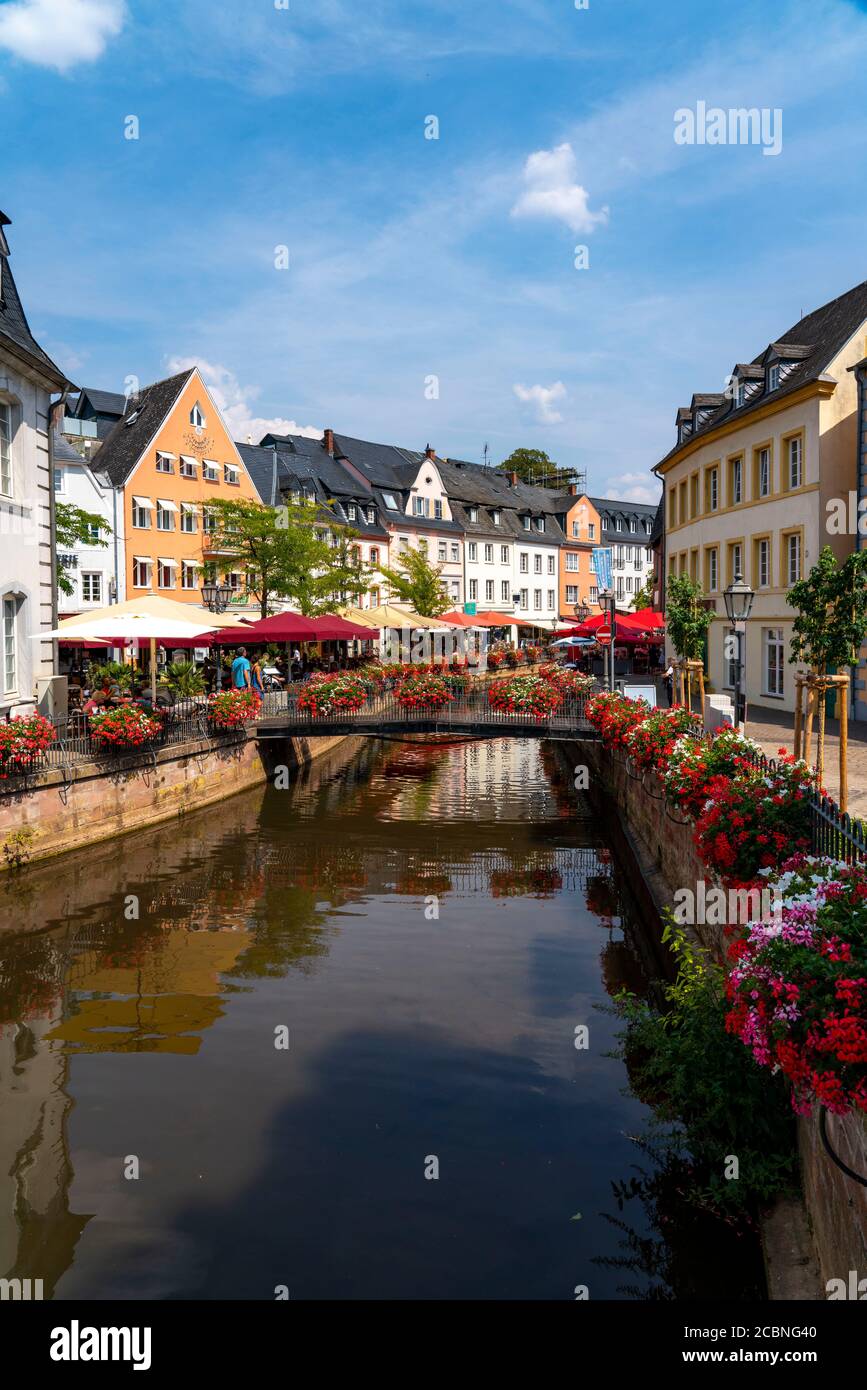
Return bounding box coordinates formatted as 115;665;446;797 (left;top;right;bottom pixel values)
399;536;409;551
630;519;636;533
492;510;500;526
190;402;206;429
224;463;240;486
565;553;579;571
469;579;478;600
786;532;802;585
434;500;443;520
0;403;11;497
54;466;65;494
485;580;494;602
768;365;780;392
370;547;379;567
724;629;740;689
180;502;197;533
730;456;743;506
588;523;596;540
589;586;598;603
616;579;624;600
533;588;542;609
468;542;478;562
438;542;447;562
181;561;198;590
547;590;555;610
534;516;545;532
519;552;528;574
520;589;528;610
418;539;428;556
736;381;745;408
764;628;785;697
501;581;510;602
132;558;152;588
565;585;578;604
572;520;580;538
616;547;624;567
202;507;217;535
81;571;102;603
708;466;719;511
690;475;699;516
756;537;770;588
413;496;426;517
728;541;743;583
132;496;152;529
522;516;531;531
668;490;677;527
450;544;459;562
382;492;398;510
180;455;197;479
155;451;174;473
787;436;803;490
86;522;101;544
157;559;176;589
626;577;633;593
2;596;15;693
468;506;478;523
484;544;493;563
548;555;555;574
366;505;375;524
501;545;509;564
347;502;357;520
707;547;719;593
615;517;623;532
156;500;175;531
534;554;542;574
203;460;219;482
757;447;771;498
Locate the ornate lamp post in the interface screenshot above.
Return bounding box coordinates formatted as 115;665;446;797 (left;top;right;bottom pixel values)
572;601;590;624
722;570;755;730
201;579;234;614
597;588;617;693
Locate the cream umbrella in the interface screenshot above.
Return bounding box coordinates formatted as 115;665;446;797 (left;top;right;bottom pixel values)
38;595;248;703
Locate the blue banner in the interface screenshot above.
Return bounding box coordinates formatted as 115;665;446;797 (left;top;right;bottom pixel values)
592;547;612;592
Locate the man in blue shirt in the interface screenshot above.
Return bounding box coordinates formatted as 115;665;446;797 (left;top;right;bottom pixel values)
231;647;252;690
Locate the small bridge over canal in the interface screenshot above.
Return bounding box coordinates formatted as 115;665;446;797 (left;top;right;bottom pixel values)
255;689;597;742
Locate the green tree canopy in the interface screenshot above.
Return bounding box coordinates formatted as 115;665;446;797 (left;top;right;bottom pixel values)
665;573;711;661
630;578;655;611
497;448;580;491
54;501;111;597
380;544;450;617
787;545;867;673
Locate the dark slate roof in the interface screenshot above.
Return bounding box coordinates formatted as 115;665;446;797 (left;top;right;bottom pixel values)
73;387;126;418
52;431;83;464
331;433;421;489
238;442;390;538
0;212;69;388
658;277;867;468
589;496;659;541
92;369;194;488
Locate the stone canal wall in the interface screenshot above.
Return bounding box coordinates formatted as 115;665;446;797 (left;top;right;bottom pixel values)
582;739;866;1297
0;729;346;873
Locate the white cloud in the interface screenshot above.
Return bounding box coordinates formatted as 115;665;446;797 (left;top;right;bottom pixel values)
0;0;125;72
512;380;567;425
166;356;321;445
511;143;609;234
598;472;661;506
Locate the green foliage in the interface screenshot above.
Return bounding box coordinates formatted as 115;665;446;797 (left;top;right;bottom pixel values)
380;545;451;617
665;574;711;661
86;660;133;692
205;497;373;618
614;917;798;1212
787;544;867;673
496;447;579;491
164;661;206;697
630;578;655;611
54;501;111;597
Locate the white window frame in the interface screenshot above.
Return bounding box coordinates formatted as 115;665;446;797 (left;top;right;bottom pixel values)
763;627;785;697
758;448;770;498
3;595;17;694
787;533;802;585
81;571;103;603
788;437;803;490
0;403;11;498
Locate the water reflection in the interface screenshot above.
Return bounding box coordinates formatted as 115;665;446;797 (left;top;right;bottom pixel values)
0;735;671;1300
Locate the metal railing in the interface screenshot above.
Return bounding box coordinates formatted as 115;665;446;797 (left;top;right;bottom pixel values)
735;743;867;865
255;686;594;736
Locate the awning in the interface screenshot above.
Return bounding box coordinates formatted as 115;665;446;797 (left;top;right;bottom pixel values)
158;557;178;568
132;495;153;508
182;557;203;568
156;451;176;460
180;455;197;467
180;501;199;512
156;499;178;512
133;555;153;564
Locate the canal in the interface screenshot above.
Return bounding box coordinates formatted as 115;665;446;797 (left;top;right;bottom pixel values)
0;736;764;1300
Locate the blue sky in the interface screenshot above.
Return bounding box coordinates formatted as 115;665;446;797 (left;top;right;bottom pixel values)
3;0;867;502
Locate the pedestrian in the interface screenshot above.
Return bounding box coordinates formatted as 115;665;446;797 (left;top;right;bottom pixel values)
664;662;674;707
231;647;252;691
250;654;264;696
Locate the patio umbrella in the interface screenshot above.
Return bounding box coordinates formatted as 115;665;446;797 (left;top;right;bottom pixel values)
362;604;453;629
210;611;323;643
308;615;377;641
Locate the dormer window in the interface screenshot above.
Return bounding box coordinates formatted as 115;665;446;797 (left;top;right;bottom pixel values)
522;515;531;531
190;402;206;429
768;364;780;392
468;506;478;523
736;381;746;408
347;502;357;521
492;510;500;525
534;516;545;532
366;505;375;524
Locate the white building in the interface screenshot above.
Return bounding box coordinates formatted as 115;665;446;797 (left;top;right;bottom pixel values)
0;210;72;717
54;433;119;615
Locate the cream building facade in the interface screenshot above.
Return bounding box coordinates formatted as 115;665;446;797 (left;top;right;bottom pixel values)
655;281;867;715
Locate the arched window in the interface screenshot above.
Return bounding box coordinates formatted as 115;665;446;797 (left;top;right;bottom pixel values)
190;402;206;429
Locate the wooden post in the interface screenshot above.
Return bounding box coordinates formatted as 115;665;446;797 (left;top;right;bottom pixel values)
793;675;804;762
838;675;849;814
803;676;816;769
816;677;828;790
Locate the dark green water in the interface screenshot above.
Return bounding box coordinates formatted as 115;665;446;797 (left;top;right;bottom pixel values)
0;736;762;1300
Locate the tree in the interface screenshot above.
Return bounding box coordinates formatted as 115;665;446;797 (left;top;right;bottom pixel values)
665;574;711;661
787;545;867;675
630;579;655;611
54;502;111;597
380;545;450;617
205;497;372;619
497;448;580;491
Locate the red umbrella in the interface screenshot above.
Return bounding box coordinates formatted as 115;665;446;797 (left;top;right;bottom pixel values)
308;615;376;641
210;612;323;643
440;611;478;627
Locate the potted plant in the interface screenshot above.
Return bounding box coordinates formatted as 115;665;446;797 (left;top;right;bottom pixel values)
0;712;56;776
90;704;163;752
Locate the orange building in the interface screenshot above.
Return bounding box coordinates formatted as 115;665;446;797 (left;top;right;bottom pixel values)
558;492;603;621
92;367;260;605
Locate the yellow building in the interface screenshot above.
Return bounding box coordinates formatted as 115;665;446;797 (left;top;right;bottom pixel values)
655;281;867;714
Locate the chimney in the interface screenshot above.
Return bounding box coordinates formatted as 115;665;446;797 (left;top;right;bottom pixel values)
425;444;436;461
324;428;335;456
568;483;577;496
509;471;518;487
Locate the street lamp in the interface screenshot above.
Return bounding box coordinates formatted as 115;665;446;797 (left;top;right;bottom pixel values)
722;570;755;729
201;579;234;614
598;588;617;693
573;601;590;623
